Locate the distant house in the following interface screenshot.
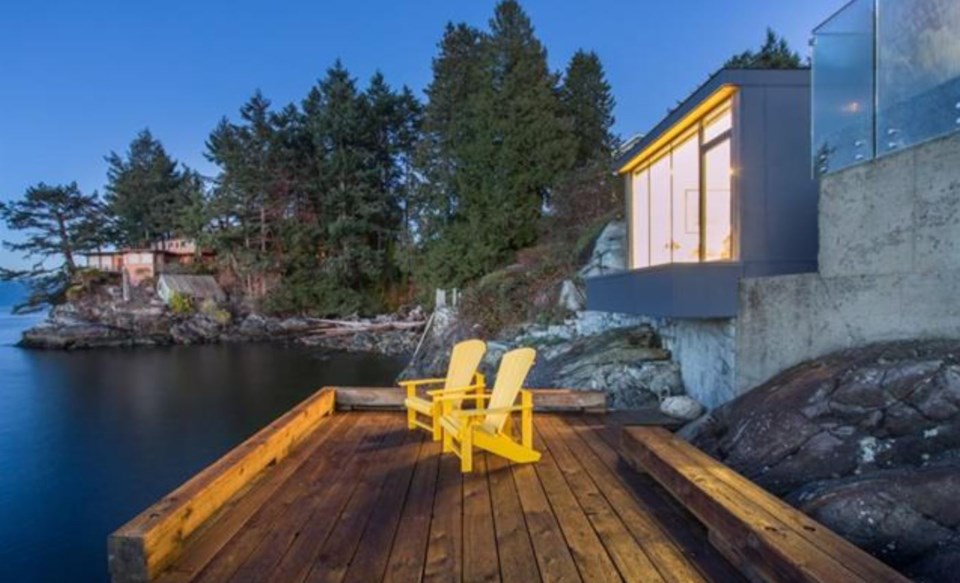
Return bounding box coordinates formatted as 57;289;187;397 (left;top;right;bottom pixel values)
157;274;226;304
81;238;215;287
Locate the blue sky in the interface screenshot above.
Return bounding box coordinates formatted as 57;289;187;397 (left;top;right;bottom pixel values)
0;0;840;269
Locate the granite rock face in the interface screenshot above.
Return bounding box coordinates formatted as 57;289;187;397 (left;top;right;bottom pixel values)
683;340;960;581
579;220;627;279
401;310;686;410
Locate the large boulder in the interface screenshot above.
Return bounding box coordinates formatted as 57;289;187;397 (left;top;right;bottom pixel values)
579;221;627;279
503;325;682;409
683;340;960;581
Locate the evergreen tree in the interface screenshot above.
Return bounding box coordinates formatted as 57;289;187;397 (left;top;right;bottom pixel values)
725;28;803;69
482;0;575;242
549;49;621;234
415;1;576;289
174;169;211;257
0;182;108;312
104;129;192;246
560;50;616;166
414;23;488;240
206;91;300;296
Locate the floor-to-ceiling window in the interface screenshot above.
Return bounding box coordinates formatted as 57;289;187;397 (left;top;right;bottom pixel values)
630;100;734;269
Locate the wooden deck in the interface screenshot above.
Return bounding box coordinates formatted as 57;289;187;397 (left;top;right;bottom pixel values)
149;412;742;583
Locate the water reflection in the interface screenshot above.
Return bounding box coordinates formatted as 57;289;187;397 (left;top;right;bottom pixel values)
0;319;404;582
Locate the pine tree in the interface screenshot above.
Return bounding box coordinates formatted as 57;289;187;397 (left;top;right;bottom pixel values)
302;62;387;313
415;1;576;289
206;91;297;296
560;50;616;167
481;0;575;245
0;182;109;312
174;169;210;257
725;28;803;69
104;129;192;247
549;49;621;233
414;23;488;239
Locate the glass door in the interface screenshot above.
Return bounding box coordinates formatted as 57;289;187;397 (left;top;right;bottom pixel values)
702;138;732;261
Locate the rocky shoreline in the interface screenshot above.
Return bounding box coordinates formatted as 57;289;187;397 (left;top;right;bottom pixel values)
20;300;424;356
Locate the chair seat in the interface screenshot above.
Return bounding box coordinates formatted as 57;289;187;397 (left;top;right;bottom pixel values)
440;413;496;437
403;396;432;415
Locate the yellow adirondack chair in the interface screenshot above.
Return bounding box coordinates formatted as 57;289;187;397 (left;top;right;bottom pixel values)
401;339;487;441
439;347;540;472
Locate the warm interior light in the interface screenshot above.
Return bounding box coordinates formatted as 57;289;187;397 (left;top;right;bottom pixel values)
629;97;735;268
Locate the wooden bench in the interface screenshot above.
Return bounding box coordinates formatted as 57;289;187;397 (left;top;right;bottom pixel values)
621;426;911;583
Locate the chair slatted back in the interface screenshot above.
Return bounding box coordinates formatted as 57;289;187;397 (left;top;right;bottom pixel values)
442;339;487;409
482;347;536;433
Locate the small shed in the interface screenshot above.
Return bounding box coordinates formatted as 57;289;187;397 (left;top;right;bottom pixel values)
157;274;226;304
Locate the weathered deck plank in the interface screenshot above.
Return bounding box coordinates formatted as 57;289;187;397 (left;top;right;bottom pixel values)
486;454;540;583
560;414;732;583
126;412;758;583
535;416;664;582
530;422;622;582
381;439;442;582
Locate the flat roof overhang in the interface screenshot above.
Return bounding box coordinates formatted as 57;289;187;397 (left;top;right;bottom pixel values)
617;85;737;175
615;68;811;175
585;262;743;318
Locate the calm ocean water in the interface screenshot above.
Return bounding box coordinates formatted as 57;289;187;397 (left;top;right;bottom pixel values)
0;306;405;582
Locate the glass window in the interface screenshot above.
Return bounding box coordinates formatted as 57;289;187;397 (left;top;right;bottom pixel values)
649;155;672;267
631;170;650;268
671;133;700;263
704;108;732;143
704;139;732;261
627;98;735;269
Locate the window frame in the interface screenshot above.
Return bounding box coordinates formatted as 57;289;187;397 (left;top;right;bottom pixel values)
630;97;736;269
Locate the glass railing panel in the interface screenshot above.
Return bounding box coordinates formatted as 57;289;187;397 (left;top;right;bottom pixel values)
876;0;960;155
813;0;876;176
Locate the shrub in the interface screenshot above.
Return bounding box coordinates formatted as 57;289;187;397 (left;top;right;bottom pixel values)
168;291;194;315
459;242;573;336
198;299;232;325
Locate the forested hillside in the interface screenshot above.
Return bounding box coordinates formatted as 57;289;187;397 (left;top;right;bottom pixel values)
1;0;800;323
0;1;619;321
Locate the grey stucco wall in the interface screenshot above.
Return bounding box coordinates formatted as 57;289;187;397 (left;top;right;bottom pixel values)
737;78;819;267
736;131;960;393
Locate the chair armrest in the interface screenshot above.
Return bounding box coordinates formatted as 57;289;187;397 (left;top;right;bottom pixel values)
398;378;446;388
435;392;492;402
426;382;485;397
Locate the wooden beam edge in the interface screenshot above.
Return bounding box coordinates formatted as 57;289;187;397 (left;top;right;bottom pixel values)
107;387;336;583
331;386;607;412
619;426;912;583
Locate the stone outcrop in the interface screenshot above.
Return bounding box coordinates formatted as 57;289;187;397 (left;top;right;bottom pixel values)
401;308;686;410
578;220;627;279
20;287;421;355
683;340;960;581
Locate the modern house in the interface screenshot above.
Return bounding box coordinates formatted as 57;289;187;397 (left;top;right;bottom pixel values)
738;0;960;392
586;0;960;409
587;68;819;318
583;68;819;407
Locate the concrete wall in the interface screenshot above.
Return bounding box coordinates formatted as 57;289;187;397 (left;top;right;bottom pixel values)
649;317;737;409
736;131;960;393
